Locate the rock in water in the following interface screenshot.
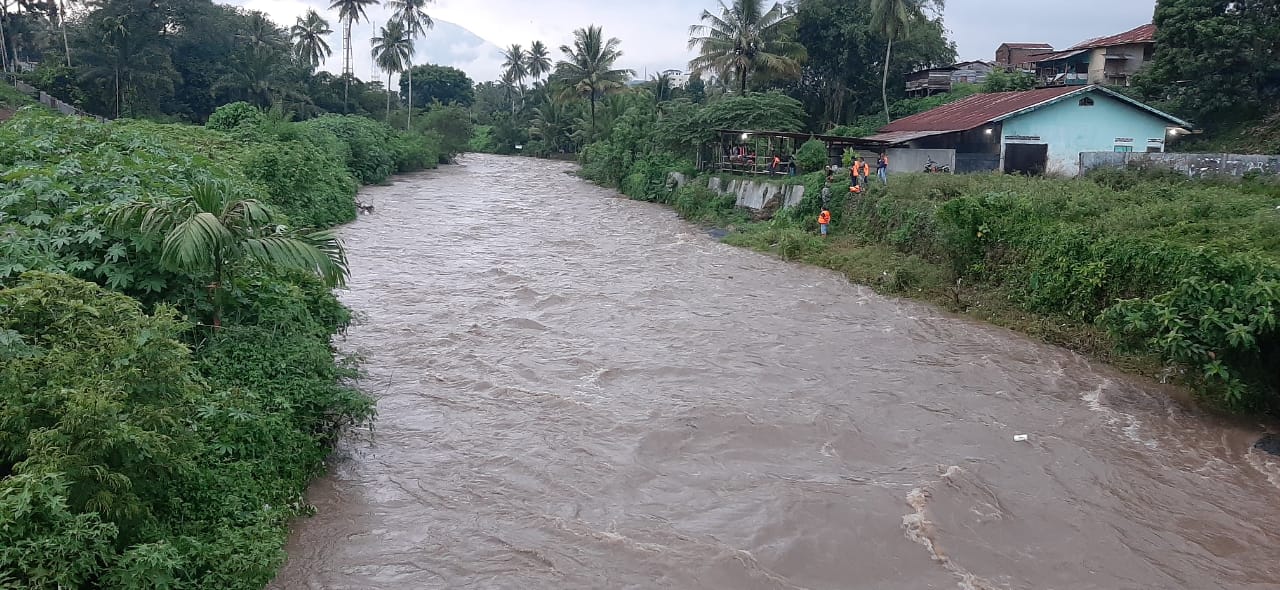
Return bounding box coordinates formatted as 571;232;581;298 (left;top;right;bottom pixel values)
1254;434;1280;456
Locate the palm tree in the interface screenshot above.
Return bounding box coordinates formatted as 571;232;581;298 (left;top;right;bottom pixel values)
498;68;518;114
107;179;348;329
687;0;803;95
328;0;379;108
526;40;551;84
649;71;673;104
290;9;333;70
501;43;527;88
387;0;432;130
871;0;942;123
371;19;411;122
556;25;632;141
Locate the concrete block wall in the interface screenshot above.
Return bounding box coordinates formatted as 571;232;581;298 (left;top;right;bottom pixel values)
1080;152;1280;178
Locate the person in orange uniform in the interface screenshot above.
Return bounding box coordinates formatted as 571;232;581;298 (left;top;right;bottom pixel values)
818;208;831;238
854;156;871;188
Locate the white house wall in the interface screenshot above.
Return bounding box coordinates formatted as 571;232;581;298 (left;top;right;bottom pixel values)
999;90;1173;176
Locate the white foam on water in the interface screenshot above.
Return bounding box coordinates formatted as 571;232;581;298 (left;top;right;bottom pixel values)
900;466;1003;590
1244;450;1280;492
1081;380;1159;449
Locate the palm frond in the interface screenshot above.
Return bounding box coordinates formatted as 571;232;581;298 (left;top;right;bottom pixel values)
160;211;231;272
241;233;349;288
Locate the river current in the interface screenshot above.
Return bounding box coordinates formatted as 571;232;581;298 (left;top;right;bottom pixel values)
270;154;1280;590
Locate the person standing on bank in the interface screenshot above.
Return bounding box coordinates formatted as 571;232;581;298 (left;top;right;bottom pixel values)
877;153;889;185
855;156;870;189
818;208;831;238
821;177;832;208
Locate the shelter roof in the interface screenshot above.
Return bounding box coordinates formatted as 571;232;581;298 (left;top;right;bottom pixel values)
999;42;1053;50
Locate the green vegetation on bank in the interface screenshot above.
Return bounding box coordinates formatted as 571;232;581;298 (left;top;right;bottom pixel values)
0;103;439;587
578;88;1280;412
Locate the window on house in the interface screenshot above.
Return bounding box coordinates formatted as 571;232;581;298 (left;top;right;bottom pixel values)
1146;146;1163;153
1114;145;1134;153
1079;97;1095;106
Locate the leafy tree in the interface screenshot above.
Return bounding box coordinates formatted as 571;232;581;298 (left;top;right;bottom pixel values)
556;24;633;140
526;39;551;84
421;103;473;160
290;9;333;70
685;71;706;103
871;0;943;123
107;179;348;329
1136;0;1280;123
371;19;412;120
401;63;473;107
982;67;1035;92
793;0;954;128
688;0;804;95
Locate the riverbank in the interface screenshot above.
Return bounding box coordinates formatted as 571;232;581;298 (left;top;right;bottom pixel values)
0;104;446;587
597;165;1280;413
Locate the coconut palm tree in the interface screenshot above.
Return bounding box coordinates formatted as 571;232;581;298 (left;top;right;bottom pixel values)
371;19;412;121
328;0;379;108
871;0;942;123
501;43;528;89
556;25;632;141
107;179;348;329
525;40;551;84
649;71;673;104
687;0;803;95
387;0;432;129
290;9;333;70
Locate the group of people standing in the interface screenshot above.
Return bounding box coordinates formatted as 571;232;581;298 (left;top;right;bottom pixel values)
817;152;890;238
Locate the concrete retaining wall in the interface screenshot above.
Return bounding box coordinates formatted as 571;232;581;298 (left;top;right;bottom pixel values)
5;78;108;122
707;176;806;211
1080;152;1280;178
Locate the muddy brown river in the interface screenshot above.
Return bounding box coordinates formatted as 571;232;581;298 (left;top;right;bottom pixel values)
270;154;1280;590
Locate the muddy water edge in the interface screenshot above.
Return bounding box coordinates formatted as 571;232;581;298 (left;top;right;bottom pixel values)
269;154;1280;590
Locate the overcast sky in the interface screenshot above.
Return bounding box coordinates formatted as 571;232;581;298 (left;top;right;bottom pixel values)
230;0;1158;84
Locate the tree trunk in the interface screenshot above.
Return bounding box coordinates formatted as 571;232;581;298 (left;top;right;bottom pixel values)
589;91;596;142
59;0;70;66
739;65;747;95
406;64;413;131
882;38;893;124
114;67;120;118
342;22;351;112
0;11;9;75
386;72;391;121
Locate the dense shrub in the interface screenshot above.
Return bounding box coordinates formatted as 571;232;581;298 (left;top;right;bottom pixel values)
298;115;400;184
0;106;386;586
421;104;474;162
205;101;266;131
795;138;828;173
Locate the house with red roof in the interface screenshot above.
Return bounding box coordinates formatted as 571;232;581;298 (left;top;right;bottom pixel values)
1031;23;1157;88
994;43;1053;71
862;85;1191;177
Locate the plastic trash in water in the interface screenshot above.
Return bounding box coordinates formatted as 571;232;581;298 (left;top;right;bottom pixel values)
1013;434;1029;442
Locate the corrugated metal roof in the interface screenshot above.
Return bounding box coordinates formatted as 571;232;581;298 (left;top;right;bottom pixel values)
1001;43;1053;49
878;86;1083;133
1068;23;1156;50
1030;48;1090;63
875;85;1193;136
860;130;953;144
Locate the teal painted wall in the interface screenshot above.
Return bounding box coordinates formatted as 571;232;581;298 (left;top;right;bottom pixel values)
999;90;1173;176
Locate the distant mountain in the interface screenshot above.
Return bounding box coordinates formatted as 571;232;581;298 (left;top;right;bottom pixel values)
416;20;505;83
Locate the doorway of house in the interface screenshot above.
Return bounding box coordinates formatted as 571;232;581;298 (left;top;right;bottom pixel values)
1003;143;1048;175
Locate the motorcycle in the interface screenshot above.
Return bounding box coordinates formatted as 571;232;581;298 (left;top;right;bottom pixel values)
923;158;952;174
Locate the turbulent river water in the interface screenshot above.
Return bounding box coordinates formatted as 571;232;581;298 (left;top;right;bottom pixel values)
269;154;1280;590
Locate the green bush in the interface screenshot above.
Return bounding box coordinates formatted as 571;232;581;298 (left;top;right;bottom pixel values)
299;115;399;184
421;104;473;162
241;139;358;227
796;138;828;173
206;101;266;132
